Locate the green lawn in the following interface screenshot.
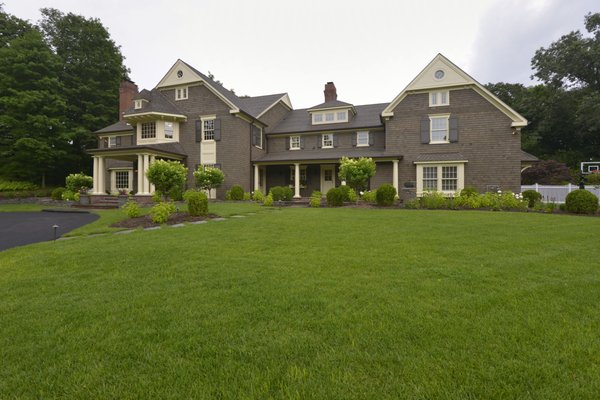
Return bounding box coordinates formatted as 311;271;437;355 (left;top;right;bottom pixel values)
0;207;599;399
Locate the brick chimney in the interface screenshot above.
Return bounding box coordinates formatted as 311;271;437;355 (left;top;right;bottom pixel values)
119;79;138;121
324;82;337;102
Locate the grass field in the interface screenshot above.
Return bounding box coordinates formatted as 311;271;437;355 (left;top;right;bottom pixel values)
0;206;599;399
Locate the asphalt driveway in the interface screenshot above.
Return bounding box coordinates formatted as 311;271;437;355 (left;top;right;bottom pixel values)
0;211;99;251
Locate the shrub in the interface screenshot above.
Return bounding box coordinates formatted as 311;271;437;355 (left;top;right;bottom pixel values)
338;156;376;193
51;187;65;200
454;194;481;209
326;187;344;207
498;191;526;210
0;180;38;192
459;186;478;197
61;190;77;201
362;190;376;203
243;192;251;201
252;189;265;202
269;186;293;201
521;160;573;185
65;173;93;193
403;198;421;209
193;165;225;191
227;185;245;200
123;200;141;218
565;189;599;214
183;190;208;216
376;184;397;206
263;193;273;206
586;172;600;186
522;190;542;208
309;191;322;208
150;202;176;223
146;160;188;200
152;191;162;203
338;185;357;202
168;186;184;201
421;191;448;209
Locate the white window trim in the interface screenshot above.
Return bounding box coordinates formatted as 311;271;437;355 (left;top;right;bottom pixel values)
175;86;188;101
356;131;369;147
109;168;133;193
108;136;118;147
429;114;450;144
290;166;307;187
322;133;334;149
253;126;263;149
312;109;349;125
140;121;157;139
415;162;465;196
429;90;450;107
290;135;301;150
201;115;216;142
164;121;174;139
134;100;143;109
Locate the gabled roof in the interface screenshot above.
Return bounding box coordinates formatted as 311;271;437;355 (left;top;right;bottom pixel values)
154;59;292;120
308;99;354;111
270;103;386;135
94;120;134;134
521;150;539;162
382;53;528;127
254;148;399;163
123;89;184;118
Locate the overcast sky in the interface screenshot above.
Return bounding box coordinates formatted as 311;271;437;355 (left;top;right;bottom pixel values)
5;0;598;109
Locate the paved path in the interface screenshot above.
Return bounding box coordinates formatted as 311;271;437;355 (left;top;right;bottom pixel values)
0;211;99;251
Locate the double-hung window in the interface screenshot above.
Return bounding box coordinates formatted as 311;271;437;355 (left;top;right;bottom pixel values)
356;131;369;147
290;136;301;150
203;119;215;141
164;122;174;139
176;86;188;101
141;122;156;139
322;133;333;148
430;116;449;143
430;91;449;107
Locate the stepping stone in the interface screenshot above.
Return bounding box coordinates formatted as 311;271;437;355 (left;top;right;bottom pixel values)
213;218;226;221
190;220;207;225
115;229;135;235
247;213;256;215
231;215;246;218
144;226;161;231
57;236;76;241
170;223;185;228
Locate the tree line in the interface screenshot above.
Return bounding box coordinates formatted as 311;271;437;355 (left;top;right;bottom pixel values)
0;5;128;186
0;7;597;186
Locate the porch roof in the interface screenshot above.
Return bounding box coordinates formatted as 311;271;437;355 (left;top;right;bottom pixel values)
520;150;539;162
87;143;187;159
94;120;134;134
254;149;402;163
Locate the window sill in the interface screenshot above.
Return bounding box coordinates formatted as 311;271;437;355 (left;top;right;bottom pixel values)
289;147;300;151
322;146;334;149
429;141;449;145
356;144;369;147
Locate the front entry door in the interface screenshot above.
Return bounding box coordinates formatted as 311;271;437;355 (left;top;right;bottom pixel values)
321;165;335;194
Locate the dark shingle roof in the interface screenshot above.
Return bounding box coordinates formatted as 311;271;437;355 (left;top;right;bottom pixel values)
124;89;183;116
521;150;539;162
94;120;134;134
270;103;386;135
415;153;466;162
238;93;287;118
254;148;400;163
308;99;353;110
89;143;187;157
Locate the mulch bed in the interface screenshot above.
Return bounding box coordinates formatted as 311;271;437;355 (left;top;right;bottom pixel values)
111;212;218;229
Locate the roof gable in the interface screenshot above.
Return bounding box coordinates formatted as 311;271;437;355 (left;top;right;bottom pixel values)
155;59;204;88
382;53;527;127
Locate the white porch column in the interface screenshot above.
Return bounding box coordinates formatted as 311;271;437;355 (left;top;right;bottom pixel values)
142;154;150;194
92;156;99;194
293;163;301;198
97;156;106;194
254;164;260;191
149;155;156;194
392;159;399;194
136;154;144;195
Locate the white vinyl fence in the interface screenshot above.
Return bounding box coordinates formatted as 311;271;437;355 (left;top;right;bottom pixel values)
521;184;600;204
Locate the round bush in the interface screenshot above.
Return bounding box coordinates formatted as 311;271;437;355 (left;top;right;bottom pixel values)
123;200;141;218
565;189;598;214
263;194;273;206
252;189;265;202
269;186;293;201
65;173;93;193
376;184;397;206
51;187;65;200
183;190;208;216
228;185;245;201
309;191;322;208
338;185;357;202
521;190;542;208
326;187;344;207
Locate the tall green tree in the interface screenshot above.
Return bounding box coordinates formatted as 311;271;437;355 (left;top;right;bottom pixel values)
0;8;68;185
39;8;129;173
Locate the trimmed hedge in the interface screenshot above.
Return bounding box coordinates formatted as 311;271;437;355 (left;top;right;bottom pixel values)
183;190;208;216
326;187;344;207
269;186;293;201
227;185;245;201
376;184;397;206
522;190;542;208
565;189;598;214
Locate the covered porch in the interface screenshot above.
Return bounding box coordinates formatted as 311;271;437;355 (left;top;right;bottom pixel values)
88;144;187;202
253;153;402;198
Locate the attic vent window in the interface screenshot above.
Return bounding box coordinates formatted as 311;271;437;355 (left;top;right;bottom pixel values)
177;70;183;78
134;100;142;109
434;70;445;80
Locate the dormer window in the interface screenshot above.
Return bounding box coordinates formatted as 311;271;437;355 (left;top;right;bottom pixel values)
336;111;347;121
312;109;350;125
175;86;188;101
430;91;449;107
325;113;334;122
134;100;143;109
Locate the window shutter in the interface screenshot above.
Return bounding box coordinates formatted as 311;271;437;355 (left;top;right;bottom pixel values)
333;135;339;148
420;118;430;144
286;137;290;150
449;117;458;142
251;126;257;146
351;135;357;147
214;119;221;141
300;137;305;149
116;136;122;146
317;136;322;148
368;133;374;146
195;120;202;142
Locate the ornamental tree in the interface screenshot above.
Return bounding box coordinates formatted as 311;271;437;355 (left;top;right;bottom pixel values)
146;160;188;200
193;165;224;192
338;156;376;194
